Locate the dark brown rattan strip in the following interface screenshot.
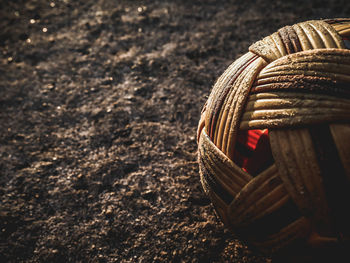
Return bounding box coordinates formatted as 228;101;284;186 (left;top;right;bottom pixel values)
208;54;258;138
198;145;234;204
324;18;350;24
278;25;302;54
251;75;350;99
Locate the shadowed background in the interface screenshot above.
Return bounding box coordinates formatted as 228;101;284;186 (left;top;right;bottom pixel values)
1;0;349;262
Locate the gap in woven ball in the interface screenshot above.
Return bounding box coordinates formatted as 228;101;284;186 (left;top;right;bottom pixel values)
233;129;273;176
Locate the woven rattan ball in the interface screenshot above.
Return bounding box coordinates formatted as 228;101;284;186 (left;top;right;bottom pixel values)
197;19;350;260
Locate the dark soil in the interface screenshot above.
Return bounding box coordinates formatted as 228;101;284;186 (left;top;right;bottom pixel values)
1;0;349;262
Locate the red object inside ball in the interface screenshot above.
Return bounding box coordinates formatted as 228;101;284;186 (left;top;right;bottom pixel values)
234;129;274;176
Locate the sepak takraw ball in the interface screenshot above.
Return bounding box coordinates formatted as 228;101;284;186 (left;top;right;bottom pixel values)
197;18;350;261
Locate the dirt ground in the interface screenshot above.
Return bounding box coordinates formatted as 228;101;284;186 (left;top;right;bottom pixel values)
0;0;349;262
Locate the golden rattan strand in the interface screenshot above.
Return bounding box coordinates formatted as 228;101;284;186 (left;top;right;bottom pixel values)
332;21;350;36
259;49;350;77
210;52;260;149
205;52;255;139
199;130;252;189
245;93;350;111
199;135;245;196
227;165;285;225
218;57;266;160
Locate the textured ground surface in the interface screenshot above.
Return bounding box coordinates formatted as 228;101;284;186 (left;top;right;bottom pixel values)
1;0;349;262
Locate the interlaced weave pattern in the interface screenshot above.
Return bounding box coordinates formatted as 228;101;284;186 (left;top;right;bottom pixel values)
197;19;350;256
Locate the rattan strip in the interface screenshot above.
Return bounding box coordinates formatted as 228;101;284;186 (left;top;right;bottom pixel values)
331;21;350;36
324;18;350;24
205;52;256;139
199;130;252;186
249;20;344;62
199;156;231;226
257;70;350;84
337;28;350;36
199;140;244;196
241;108;349;123
259;49;350;73
216;57;266;160
249;32;286;62
240;113;349;130
245;95;350;111
211;53;263;150
247;91;350;101
198;147;235;203
253;75;350;89
261;62;350;78
269;128;332;235
241;186;289;224
227;165;287;225
239;92;350;129
213;54;258;148
201;130;252;184
252;49;350;99
299;21;343;49
296;20;344;48
243;103;350;118
278;26;302;54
